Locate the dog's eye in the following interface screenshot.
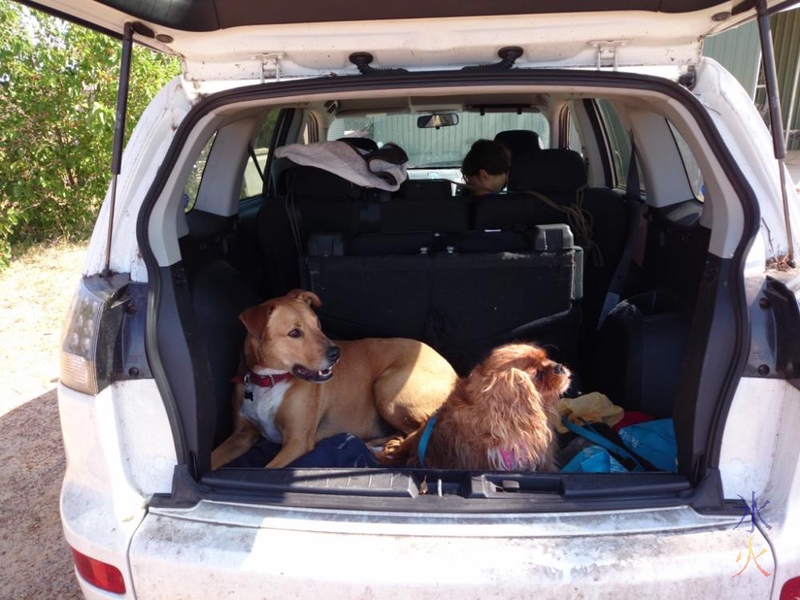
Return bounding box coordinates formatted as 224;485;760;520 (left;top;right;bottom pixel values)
288;329;303;338
533;371;543;381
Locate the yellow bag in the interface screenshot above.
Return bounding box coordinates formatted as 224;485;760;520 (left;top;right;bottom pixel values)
553;392;624;433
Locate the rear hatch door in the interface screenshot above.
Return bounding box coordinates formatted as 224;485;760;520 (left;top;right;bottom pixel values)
17;0;785;81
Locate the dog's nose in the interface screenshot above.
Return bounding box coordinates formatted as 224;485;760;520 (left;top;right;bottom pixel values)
326;345;341;363
553;363;565;375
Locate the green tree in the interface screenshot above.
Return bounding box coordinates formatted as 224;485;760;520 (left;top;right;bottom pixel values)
0;1;180;266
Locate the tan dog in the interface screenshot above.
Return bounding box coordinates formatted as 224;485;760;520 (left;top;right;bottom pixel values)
211;289;458;469
378;343;571;472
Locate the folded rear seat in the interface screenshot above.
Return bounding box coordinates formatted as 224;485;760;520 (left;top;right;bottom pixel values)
302;224;582;374
257;163;371;296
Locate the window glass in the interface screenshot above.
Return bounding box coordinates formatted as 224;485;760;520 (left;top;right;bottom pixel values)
327;111;550;170
565;107;583;155
668;120;705;201
182;132;216;212
596;99;631;189
240;111;278;199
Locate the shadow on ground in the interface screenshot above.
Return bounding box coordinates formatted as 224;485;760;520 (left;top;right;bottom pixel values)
0;389;82;599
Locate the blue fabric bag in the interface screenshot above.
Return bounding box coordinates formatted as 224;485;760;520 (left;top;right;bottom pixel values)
559;416;678;473
559;416;648;472
617;419;677;473
560;445;628;473
225;432;379;469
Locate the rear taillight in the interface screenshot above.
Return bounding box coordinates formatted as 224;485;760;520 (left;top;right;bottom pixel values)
781;577;800;600
60;275;130;395
70;547;126;594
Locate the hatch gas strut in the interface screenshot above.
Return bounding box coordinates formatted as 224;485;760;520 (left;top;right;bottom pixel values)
101;22;133;278
756;0;795;266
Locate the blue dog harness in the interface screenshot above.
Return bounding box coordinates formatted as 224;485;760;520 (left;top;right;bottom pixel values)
417;414;438;468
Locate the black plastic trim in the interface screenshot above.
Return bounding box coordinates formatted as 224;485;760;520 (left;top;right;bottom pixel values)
582;98;615;187
117;282;153;381
763;276;800;379
159;466;698;513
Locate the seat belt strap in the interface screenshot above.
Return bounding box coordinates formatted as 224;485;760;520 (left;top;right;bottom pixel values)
598;134;645;327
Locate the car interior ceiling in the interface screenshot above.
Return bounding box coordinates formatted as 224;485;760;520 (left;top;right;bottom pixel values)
177;91;713;477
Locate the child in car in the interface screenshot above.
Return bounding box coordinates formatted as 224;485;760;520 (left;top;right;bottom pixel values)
461;138;511;196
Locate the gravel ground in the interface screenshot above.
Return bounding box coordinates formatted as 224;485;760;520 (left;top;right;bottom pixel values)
1;241;87;600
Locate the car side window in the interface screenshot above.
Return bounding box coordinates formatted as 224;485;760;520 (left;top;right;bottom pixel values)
240;111;278;199
596;99;636;191
182;132;217;212
566;111;583;155
595;100;647;197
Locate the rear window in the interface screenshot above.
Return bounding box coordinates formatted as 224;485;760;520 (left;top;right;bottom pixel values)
327;112;549;170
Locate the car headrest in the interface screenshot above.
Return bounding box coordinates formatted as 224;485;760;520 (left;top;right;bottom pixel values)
337;137;380;152
509;149;587;192
493;130;542;157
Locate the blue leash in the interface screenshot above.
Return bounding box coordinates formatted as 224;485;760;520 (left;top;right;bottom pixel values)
560;415;645;472
417;414;438;468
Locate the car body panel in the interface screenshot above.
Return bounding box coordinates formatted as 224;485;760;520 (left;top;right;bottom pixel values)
717;375;800;594
83;77;192;278
692;59;800;262
58;381;170;598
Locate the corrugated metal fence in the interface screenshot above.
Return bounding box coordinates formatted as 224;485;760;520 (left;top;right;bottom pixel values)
770;8;800;150
705;8;800;150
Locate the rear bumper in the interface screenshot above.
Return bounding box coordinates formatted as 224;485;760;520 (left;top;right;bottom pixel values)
128;502;774;599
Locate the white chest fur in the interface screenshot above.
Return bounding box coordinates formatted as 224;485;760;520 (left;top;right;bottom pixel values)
239;380;291;444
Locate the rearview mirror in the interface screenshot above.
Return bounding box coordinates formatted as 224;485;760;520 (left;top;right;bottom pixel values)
417;114;460;129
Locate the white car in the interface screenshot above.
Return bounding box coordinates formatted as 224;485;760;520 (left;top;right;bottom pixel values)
26;0;800;597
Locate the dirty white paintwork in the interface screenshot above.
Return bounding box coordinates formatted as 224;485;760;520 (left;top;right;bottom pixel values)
58;380;177;597
82;78;193;279
129;503;773;599
718;377;786;499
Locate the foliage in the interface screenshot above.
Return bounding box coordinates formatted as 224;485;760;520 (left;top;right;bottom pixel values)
0;0;180;267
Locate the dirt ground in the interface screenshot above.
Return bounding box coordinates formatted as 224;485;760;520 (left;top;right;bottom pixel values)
0;241;88;599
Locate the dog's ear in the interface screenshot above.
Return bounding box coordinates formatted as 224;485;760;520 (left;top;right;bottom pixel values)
286;289;322;308
482;367;539;400
239;303;274;340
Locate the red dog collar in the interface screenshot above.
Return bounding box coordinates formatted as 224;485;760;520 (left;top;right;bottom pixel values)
232;371;294;388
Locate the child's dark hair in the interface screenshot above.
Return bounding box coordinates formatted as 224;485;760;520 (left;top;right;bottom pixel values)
461;139;511;177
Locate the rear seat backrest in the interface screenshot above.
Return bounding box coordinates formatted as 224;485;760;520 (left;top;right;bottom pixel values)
301;224;582;374
494;129;543;194
509;148;631;330
395;179;453;200
494;129;542;159
509;148;587;193
257;163;367;296
473;149;585;231
379;199;469;234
